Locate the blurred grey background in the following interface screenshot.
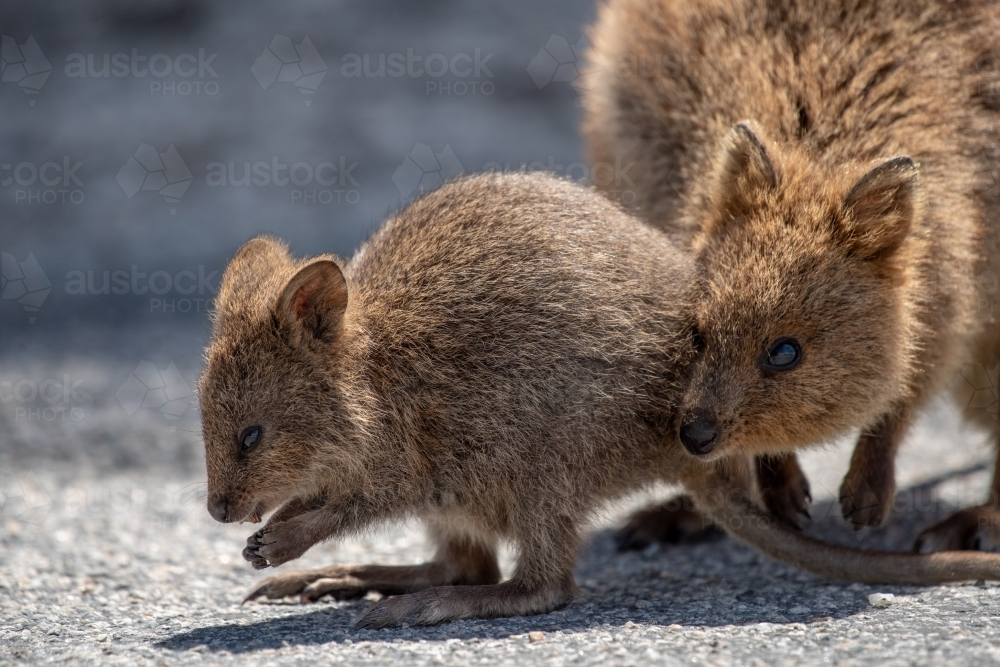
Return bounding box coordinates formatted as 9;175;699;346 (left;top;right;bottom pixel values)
0;0;597;472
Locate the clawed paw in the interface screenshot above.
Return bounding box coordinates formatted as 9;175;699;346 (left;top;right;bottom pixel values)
755;454;812;530
241;522;311;570
761;470;811;529
839;471;893;529
243;527;271;570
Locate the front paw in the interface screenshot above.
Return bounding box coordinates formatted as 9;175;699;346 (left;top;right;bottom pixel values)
757;455;812;529
242;522;312;569
839;469;894;529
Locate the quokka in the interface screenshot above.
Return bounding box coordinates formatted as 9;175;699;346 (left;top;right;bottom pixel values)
584;0;1000;549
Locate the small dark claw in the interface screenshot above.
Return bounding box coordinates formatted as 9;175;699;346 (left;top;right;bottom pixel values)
243;544;270;569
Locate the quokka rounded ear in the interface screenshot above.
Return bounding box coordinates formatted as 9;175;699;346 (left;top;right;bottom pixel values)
276;260;349;344
215;235;292;316
706;121;779;226
840;156;919;261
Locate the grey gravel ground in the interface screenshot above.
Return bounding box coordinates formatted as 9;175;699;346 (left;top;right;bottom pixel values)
4;373;1000;666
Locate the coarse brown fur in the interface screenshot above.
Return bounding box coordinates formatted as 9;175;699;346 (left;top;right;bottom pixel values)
583;0;1000;538
201;173;1000;628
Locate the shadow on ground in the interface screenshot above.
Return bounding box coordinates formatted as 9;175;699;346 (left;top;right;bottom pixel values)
156;461;990;652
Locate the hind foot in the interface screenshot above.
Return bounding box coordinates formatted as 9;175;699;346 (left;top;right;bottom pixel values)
244;563;448;603
914;506;1000;553
615;495;723;551
355;578;575;629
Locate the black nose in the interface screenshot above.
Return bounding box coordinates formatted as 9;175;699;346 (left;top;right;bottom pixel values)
208;497;230;523
679;411;720;455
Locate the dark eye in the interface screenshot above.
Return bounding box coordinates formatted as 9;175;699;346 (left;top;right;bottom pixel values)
240;426;262;452
761;338;802;371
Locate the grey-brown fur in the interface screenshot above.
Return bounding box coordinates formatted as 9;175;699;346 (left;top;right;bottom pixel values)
202;172;697;624
201;173;1000;627
583;0;1000;539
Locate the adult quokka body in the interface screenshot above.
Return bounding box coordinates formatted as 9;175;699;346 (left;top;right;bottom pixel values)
200;173;1000;628
584;0;1000;545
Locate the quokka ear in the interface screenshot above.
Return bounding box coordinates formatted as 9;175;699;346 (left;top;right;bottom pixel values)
216;235;291;315
840;156;918;260
276;260;349;345
708;121;779;223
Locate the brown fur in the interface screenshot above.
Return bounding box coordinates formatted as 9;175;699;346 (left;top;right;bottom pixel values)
201;173;1000;628
583;0;1000;534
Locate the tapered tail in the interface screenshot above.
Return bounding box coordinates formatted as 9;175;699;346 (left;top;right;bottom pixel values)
691;477;1000;584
